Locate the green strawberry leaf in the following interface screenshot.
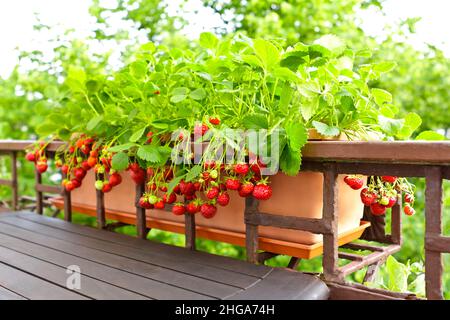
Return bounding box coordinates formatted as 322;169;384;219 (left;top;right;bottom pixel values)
312;121;340;137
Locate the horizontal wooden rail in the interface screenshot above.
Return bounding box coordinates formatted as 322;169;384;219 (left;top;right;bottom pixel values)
426;234;450;253
35;184;61;194
0;179;13;187
245;212;332;234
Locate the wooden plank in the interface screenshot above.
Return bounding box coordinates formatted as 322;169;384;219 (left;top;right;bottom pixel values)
0;245;148;300
342;242;385;252
225;269;329;300
425;167;443;300
1;216;258;289
327;282;419;300
245;212;331;234
0;220;247;297
322;164;340;281
0;262;87;300
15;212;271;278
0;232;204;300
0;286;26;300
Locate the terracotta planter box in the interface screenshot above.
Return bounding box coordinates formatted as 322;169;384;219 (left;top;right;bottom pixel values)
68;169;365;246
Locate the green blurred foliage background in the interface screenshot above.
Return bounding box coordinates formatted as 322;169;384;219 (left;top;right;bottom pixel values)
0;0;449;298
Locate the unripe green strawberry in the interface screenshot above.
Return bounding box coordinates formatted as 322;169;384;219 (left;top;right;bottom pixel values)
148;194;159;205
77;156;83;163
95;180;104;190
97;166;105;174
209;169;218;179
379;196;389;206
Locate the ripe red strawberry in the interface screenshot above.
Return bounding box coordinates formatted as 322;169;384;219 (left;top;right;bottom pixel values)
234;163;249;175
382;176;397;183
102;183;112;193
90;149;98;158
180;181;195;196
360;188;377;206
80;145;90;155
163;193;176;204
146;131;154;143
217;192;230;206
139;196;153;209
385;197;397;208
87;156;97;167
206;186;220;199
344;175;364;190
65;181;75;192
25;152;36;162
404;205;415;216
75;139;84;148
194;182;202;191
405;194;414;203
109;173;122;186
154;200;165;210
61;164;69;175
128;163;140;172
36;161;48;173
209;117;220;125
173;184;182;195
185;194;197;201
252;183;272;200
225;178;241;190
194;123;209;136
69;146;75;154
81;161;91;171
172;203;186;216
239;182;254;197
186;201;200;214
200;203;217;219
130;168;145;184
74;168;87;180
370;202;386;216
71;179;81;188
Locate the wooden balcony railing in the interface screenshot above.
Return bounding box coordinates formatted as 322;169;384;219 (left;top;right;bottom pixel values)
0;139;449;300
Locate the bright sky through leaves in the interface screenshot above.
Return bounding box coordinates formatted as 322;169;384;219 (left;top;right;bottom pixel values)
0;0;449;78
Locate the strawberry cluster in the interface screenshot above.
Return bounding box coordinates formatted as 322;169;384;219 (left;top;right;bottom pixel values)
344;175;416;216
25;142;48;174
134;159;272;219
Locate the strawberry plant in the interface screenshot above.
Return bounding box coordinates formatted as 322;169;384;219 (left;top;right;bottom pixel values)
31;33;423;219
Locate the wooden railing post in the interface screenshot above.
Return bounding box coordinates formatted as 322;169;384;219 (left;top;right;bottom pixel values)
136;176;148;239
35;167;43;215
62;171;72;222
245;197;259;263
390;194;402;245
425;166;443;300
185;212;196;250
96;173;106;229
322;163;341;281
10;151;18;211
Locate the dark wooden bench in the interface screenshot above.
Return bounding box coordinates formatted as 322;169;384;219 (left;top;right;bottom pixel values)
0;211;329;300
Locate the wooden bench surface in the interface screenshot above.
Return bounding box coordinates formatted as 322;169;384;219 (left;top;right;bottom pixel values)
0;211;329;300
